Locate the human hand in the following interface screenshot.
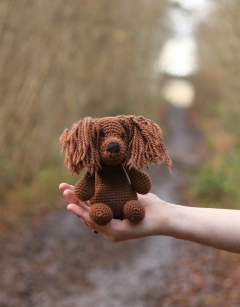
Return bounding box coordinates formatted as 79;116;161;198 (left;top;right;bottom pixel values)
59;183;175;241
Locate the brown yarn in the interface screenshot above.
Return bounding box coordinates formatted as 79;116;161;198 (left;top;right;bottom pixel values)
128;167;151;195
89;203;113;226
117;115;172;171
60;117;101;175
123;200;145;222
60;116;171;226
74;171;95;201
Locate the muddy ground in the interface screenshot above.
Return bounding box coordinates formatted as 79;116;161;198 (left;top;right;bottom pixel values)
1;106;240;307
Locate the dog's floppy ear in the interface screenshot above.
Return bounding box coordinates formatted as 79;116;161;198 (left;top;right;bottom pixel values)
117;115;171;171
60;117;100;174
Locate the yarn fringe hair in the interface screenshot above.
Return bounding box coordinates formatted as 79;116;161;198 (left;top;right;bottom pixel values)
60;117;100;174
117;116;172;171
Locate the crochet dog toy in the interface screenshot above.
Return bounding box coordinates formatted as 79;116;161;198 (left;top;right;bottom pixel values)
60;116;171;226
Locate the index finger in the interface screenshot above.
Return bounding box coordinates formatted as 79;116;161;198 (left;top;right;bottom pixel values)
59;183;74;192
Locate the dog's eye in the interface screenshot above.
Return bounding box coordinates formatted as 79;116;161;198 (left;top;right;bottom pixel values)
100;129;105;137
121;132;125;139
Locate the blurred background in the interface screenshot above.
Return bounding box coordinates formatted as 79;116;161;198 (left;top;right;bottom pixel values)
1;0;240;306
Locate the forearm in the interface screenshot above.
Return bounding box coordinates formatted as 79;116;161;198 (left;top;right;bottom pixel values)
167;205;240;254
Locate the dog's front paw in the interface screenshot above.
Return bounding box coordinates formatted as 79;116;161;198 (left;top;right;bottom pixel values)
74;185;92;201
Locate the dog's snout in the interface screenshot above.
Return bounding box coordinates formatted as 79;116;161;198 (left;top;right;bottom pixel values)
106;142;120;153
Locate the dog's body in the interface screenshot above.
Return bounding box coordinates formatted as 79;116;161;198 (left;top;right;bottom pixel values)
90;165;137;219
74;164;151;223
60;116;171;226
81;165;138;220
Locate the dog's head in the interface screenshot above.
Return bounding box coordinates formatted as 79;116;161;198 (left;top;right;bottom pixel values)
98;117;128;167
60;116;171;174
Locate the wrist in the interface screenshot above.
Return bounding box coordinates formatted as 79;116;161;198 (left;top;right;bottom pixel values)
150;201;183;237
158;203;191;239
167;205;201;241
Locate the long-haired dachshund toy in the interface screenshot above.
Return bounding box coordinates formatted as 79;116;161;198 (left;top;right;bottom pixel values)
60;116;171;226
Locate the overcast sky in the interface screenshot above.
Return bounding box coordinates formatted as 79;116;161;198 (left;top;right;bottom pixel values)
156;0;209;76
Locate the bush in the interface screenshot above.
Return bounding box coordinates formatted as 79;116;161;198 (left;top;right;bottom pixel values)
191;147;240;209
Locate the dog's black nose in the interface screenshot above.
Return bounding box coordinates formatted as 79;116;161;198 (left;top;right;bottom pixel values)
106;142;120;153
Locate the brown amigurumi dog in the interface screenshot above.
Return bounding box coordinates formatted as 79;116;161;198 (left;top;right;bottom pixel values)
60;116;171;226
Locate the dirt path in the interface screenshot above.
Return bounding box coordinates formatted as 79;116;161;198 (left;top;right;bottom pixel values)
0;106;204;307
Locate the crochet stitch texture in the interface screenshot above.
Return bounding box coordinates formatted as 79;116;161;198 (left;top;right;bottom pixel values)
60;116;171;226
